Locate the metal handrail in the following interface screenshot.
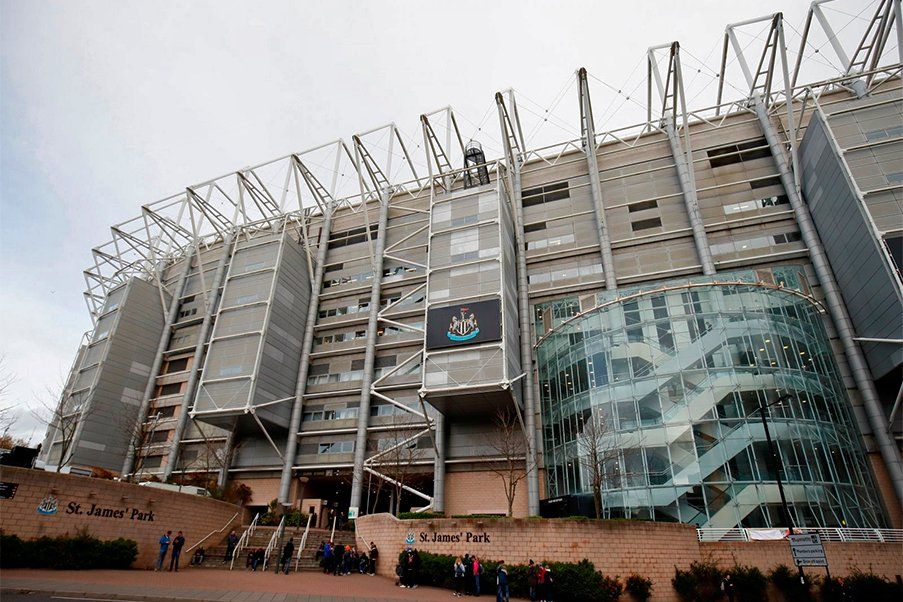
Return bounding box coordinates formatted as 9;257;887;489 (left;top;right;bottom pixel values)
262;514;286;571
697;527;903;543
294;513;314;572
185;510;239;553
229;512;259;571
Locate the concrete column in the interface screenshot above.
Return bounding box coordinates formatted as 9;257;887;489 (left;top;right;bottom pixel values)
163;235;234;481
432;412;445;513
579;69;618;290
217;418;238;487
121;252;193;478
755;98;903;506
349;190;391;513
663;116;716;275
278;204;334;504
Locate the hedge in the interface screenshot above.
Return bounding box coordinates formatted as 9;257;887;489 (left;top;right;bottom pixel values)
0;533;137;569
820;570;902;602
396;550;624;602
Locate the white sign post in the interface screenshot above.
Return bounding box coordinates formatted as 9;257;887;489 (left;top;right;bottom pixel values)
790;533;829;578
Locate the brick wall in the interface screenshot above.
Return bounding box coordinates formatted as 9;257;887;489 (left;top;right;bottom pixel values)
356;513;903;602
444;470;528;517
0;466;241;569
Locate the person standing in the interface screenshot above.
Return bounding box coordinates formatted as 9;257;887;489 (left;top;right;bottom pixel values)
322;542;333;574
721;573;735;602
155;531;172;572
463;554;473;596
279;538;295;575
224;530;238;564
541;564;554;602
472;555;482;596
368;541;379;575
527;559;539;601
496;562;509;602
169;531;185;572
453;557;465;597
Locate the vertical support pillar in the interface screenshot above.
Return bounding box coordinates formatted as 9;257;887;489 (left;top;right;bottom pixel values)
663;117;716;275
217;418;238;487
278;204;334;504
497;93;541;516
121;251;193;478
349;189;391;512
578;69;618;290
163;234;235;480
432;412;445;513
755;98;903;506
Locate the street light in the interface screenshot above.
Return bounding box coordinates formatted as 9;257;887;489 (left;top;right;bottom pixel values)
748;393;795;534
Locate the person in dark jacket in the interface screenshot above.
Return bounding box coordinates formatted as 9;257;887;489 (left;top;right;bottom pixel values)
368;541;379;575
721;574;736;602
224;530;238;563
169;531;185;571
463;554;473;595
541;564;554;602
527;559;539;601
322;542;333;573
279;538;295;574
496;562;509;602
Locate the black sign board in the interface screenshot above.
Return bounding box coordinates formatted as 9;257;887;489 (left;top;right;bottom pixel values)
426;299;502;350
0;481;19;499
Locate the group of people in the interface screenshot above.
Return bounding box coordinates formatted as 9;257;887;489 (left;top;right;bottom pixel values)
449;555;554;602
154;531;187;572
316;540;379;576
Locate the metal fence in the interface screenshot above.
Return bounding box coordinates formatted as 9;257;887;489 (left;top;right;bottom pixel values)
697;528;903;543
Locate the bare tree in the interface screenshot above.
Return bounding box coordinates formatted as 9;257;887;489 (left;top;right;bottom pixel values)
368;414;428;515
576;407;622;519
0;356;19;447
486;407;528;517
119;409;164;482
31;384;84;472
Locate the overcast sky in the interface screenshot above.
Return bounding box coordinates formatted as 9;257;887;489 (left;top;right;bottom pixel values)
0;0;879;442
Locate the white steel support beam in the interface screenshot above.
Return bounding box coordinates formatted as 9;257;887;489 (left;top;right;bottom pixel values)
496;90;540;516
577;68;618;290
755;97;903;507
120;251;193;478
349;187;391;513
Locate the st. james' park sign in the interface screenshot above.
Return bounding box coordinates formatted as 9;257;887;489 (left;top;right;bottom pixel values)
407;530;493;545
35;495;156;522
425;299;502;350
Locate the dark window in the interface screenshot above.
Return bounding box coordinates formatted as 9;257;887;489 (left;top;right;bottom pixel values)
885;234;903;280
152;405;176;419
181;295;196;303
707;138;771;168
157;383;182;397
375;355;397;369
627;200;658;213
750;176;782;189
163;358;189;374
309;364;329;376
142;455;163;469
631;217;663;232
150;430;169;443
324;263;343;273
524;222;547;233
327;224;379;249
351;359;365;371
522;181;570;207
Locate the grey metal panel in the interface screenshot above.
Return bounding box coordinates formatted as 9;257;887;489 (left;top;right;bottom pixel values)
801;113;903;379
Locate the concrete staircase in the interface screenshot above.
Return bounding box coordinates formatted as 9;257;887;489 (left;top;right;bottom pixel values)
190;526;359;572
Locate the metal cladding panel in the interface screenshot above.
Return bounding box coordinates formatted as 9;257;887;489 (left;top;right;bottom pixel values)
72;278;169;473
801;113;903;379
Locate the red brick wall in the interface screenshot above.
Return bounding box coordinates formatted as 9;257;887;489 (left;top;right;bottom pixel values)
444;470;528;517
0;466;241;569
356;513;903;602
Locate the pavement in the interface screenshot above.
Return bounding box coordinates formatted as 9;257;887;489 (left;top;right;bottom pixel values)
0;568;466;602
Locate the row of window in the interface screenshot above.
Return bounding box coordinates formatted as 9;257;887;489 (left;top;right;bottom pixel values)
706;138;771;169
710;231;802;256
523;181;570;207
864;125;903;141
327;224;379;250
527;233;576;251
303;407;358;422
318;441;355;454
723;195;789;216
528;262;603;285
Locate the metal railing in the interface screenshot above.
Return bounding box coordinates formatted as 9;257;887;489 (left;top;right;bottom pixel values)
697;527;903;543
294;513;314;572
185;511;239;554
262;514;286;571
229;512;260;570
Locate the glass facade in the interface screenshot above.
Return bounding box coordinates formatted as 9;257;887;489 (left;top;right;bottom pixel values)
535;268;887;529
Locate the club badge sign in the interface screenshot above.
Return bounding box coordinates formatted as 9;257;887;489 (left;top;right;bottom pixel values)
426;299;502;350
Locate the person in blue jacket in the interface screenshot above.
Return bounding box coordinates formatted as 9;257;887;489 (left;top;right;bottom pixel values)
155;531;172;571
496;561;509;602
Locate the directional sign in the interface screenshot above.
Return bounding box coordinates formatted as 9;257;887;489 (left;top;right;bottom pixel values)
790;533;828;567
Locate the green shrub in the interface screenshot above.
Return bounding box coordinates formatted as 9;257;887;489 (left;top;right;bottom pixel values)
726;565;767;602
397;512;446;520
820;570;901;602
397;551;624;602
0;533;136;569
769;564;814;601
450;513;505;519
672;560;722;602
626;573;653;601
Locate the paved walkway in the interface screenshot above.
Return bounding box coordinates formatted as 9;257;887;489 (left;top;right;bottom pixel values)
0;568;465;602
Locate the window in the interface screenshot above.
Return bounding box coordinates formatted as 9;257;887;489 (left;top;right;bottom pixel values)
865;126;903;141
631;217;662;232
156;383;182;397
524;222;547;233
324;263;343;273
723;195;789;216
151;405;177;419
522;181;570;207
707;138;770;168
163;358;189;374
323;270;374;289
318;441;355;454
327;224;379;249
627;200;658;213
142;455;163;469
887;172;903;184
750;176;782;189
149;430;169;444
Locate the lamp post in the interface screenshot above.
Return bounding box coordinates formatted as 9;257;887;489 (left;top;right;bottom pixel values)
750;393;795;533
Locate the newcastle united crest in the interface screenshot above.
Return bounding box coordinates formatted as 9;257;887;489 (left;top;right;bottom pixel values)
446;307;479;342
37;495;59;515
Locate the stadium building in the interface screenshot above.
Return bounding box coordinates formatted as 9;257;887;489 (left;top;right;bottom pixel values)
38;4;903;530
